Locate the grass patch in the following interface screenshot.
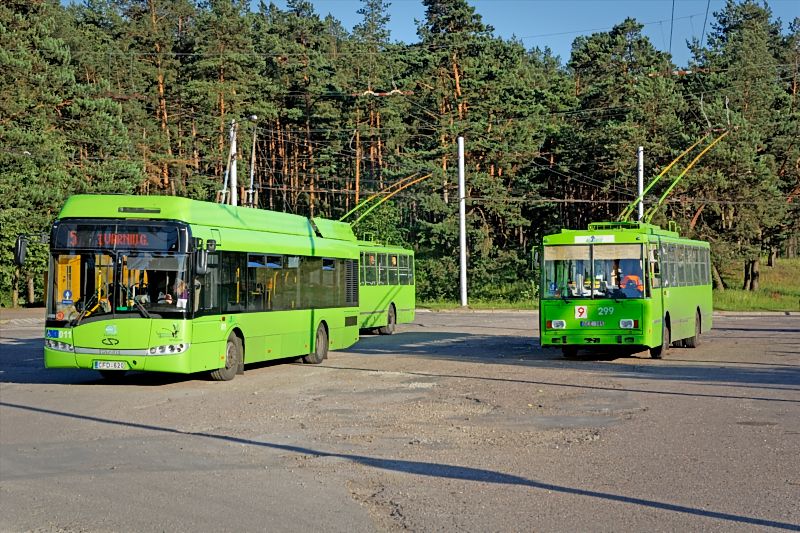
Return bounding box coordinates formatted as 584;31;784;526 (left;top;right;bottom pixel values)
419;298;537;311
715;257;800;312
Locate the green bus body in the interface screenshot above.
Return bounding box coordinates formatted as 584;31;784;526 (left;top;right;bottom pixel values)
357;242;416;333
44;195;360;379
539;221;712;357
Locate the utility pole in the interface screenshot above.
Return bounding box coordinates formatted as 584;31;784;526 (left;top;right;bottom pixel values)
246;115;258;208
230;121;238;206
458;136;467;307
637;146;644;221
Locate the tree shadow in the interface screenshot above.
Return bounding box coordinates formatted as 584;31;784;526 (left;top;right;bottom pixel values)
2;401;797;532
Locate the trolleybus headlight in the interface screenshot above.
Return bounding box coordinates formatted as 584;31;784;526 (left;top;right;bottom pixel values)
148;343;190;355
619;319;639;329
45;340;74;352
548;320;566;329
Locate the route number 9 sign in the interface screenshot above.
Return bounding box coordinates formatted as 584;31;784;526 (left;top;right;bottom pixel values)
575;305;588;319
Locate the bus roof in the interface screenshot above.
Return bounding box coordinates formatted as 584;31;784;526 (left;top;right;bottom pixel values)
356;240;413;254
58;195;357;242
543;221;708;247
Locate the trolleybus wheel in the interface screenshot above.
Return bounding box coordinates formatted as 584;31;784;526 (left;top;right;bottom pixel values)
561;346;578;358
684;311;701;348
378;305;396;335
303;324;328;364
650;322;669;359
211;334;242;381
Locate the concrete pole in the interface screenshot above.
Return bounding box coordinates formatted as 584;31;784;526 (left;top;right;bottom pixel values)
458;136;467;307
231;121;238;207
637;146;644;221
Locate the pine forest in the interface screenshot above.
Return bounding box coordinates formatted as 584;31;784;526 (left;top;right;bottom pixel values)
2;0;799;306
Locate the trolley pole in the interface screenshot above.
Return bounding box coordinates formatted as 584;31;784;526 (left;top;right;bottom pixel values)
458;136;468;307
637;146;644;221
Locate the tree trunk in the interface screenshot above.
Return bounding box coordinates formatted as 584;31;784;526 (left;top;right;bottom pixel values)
712;263;726;291
27;276;35;305
12;270;19;307
767;248;777;267
750;258;760;291
742;260;752;290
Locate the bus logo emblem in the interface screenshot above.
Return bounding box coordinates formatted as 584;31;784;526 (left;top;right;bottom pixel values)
102;338;119;346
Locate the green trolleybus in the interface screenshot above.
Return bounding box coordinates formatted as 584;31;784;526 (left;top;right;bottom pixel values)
36;194;360;380
357;241;415;334
539;221;712;358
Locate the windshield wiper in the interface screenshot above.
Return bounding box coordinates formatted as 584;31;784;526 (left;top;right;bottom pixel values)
73;291;99;326
121;284;151;318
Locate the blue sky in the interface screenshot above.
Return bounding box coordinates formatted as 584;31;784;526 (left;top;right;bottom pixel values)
265;0;799;66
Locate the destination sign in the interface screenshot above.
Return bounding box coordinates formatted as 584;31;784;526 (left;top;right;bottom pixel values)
53;223;181;251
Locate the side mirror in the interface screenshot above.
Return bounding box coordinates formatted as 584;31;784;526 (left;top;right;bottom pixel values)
14;235;27;266
195;249;209;276
533;249;540;264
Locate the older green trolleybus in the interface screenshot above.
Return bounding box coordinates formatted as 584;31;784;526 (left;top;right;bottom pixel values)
539;221;712;358
38;194;360;380
357;241;415;334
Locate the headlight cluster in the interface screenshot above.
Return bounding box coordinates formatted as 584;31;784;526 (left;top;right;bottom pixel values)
547;320;567;329
148;343;189;355
45;340;74;352
619;319;639;329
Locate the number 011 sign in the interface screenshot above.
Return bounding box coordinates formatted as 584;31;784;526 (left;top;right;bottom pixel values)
574;306;588;319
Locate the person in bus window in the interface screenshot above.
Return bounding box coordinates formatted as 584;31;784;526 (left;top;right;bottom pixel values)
620;260;644;296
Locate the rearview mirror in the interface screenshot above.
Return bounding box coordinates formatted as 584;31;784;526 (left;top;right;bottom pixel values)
14;235;27;266
194;249;209;276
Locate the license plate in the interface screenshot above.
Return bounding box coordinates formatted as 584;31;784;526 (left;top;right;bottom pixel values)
93;360;129;371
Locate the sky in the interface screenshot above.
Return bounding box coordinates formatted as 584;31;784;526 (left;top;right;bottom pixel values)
265;0;799;67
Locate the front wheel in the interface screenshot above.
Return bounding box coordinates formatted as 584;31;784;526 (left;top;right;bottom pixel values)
684;311;702;348
650;322;670;359
211;334;242;381
303;324;328;364
378;305;396;335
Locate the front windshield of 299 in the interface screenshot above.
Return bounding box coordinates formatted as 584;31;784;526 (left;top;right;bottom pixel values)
543;244;645;299
49;252;190;322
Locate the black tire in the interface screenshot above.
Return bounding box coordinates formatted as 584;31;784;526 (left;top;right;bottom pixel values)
211;334;242;381
378;305;396;335
99;370;127;381
303;323;328;364
562;346;579;358
650;321;669;359
685;311;701;348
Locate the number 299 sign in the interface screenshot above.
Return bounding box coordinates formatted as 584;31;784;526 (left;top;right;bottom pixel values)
574;305;588;319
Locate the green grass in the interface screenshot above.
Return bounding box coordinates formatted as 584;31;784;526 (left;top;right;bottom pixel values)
713;257;800;312
418;298;538;311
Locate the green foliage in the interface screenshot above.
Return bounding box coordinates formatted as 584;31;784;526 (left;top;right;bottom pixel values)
1;0;798;307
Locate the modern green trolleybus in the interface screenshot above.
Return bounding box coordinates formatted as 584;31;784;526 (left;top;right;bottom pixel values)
539;221;712;358
33;194;360;380
357;241;415;334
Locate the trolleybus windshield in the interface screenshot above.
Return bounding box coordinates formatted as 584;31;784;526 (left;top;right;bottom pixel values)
48;221;191;323
543;244;645;300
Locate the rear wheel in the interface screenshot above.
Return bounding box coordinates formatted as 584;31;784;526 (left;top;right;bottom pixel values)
650;321;669;359
378;305;396;335
211;334;241;381
303;324;328;364
684;311;702;348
